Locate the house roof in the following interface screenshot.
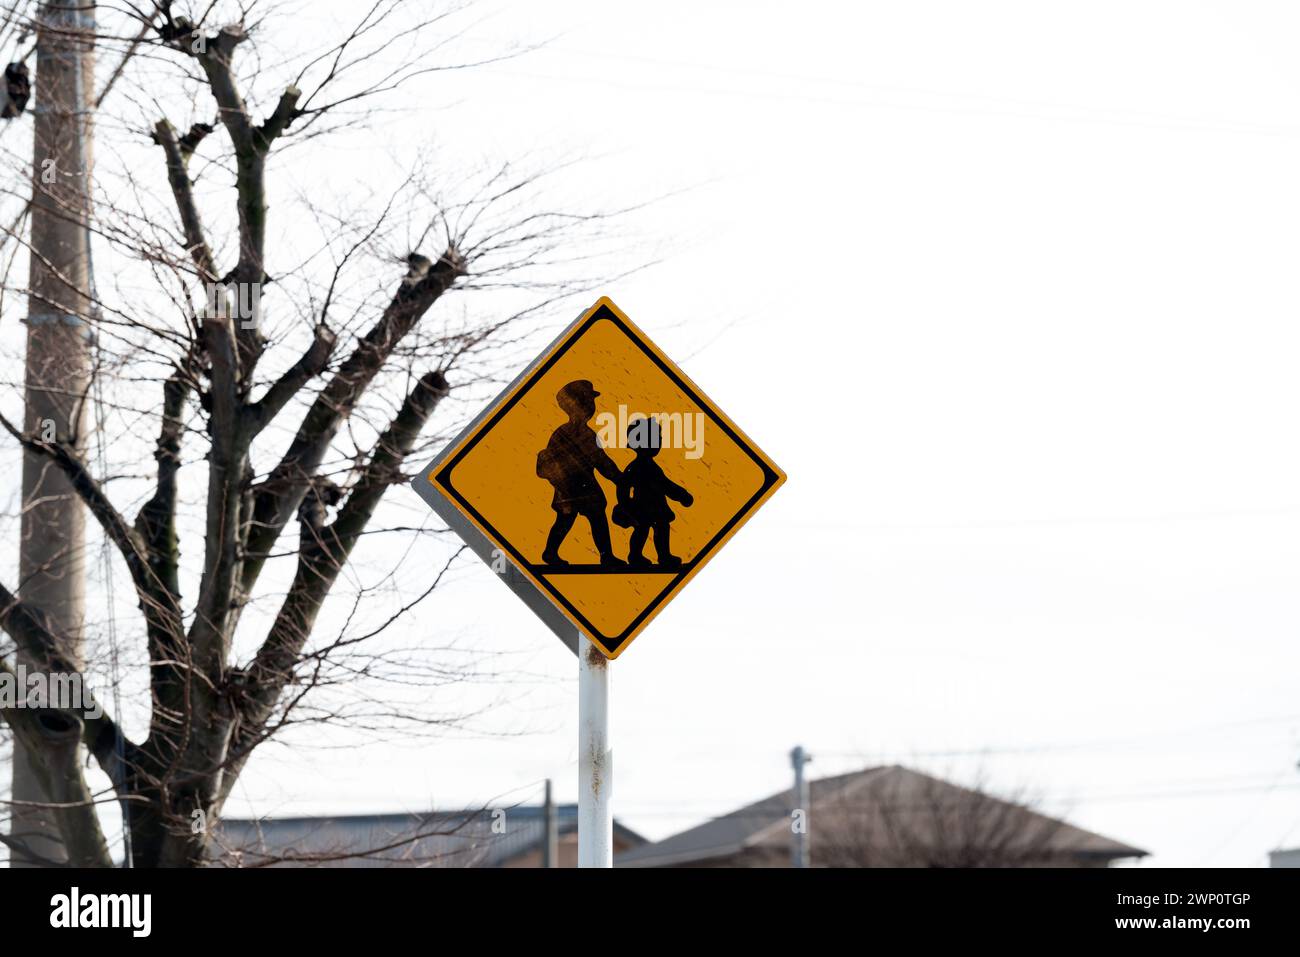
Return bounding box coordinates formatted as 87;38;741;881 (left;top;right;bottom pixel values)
616;766;1148;867
218;805;646;867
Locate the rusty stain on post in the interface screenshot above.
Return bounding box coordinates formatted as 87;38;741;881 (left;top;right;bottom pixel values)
588;737;604;800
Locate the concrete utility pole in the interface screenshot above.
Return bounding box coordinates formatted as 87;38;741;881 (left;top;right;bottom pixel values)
11;0;96;867
542;778;557;868
790;745;811;868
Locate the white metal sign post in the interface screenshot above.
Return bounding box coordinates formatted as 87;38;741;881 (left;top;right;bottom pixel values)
578;634;612;867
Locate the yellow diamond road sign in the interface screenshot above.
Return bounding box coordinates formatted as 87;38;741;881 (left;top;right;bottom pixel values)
412;297;785;659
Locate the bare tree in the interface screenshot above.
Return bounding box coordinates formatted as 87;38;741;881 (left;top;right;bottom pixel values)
813;767;1077;868
0;0;624;867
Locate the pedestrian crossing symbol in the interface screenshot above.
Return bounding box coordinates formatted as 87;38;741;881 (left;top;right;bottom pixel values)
412;297;784;658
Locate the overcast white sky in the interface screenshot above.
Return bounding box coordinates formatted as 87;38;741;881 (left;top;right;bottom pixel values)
208;0;1300;868
18;0;1300;868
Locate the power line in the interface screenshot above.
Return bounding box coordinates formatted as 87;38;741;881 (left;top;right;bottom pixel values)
786;505;1300;532
813;712;1300;761
459;36;1300;139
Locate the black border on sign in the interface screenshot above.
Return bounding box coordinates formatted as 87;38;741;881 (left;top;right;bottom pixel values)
434;304;781;656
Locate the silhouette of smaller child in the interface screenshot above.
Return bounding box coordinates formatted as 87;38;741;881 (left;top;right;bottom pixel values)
611;417;693;569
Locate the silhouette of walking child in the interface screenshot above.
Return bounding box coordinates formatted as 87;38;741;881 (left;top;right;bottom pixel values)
611;417;694;569
536;379;626;566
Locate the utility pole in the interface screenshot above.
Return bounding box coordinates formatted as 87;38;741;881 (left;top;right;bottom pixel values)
11;0;96;867
542;778;557;868
790;745;811;868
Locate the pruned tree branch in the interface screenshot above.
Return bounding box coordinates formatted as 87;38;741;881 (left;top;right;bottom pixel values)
152;118;219;283
241;248;465;594
0;586;134;790
245;323;336;435
190;316;242;664
0;413;186;655
159;11;303;368
229;368;450;785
